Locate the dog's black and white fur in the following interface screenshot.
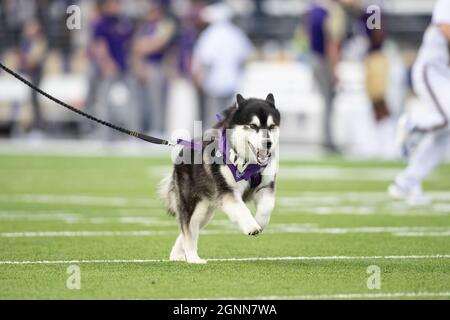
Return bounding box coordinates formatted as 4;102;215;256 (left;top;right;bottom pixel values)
159;93;280;263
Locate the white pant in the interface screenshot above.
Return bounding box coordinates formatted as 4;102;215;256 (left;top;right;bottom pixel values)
396;129;450;189
396;62;450;189
411;62;450;131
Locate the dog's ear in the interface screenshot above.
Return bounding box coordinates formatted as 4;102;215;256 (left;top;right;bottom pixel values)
236;94;246;108
265;93;275;106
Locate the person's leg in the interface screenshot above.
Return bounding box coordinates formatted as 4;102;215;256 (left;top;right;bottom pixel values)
323;86;335;149
390;63;450;202
30;70;44;131
396;129;450;192
311;54;336;150
80;70;102;135
146;63;166;134
136;78;151;132
123;74;141;134
92;77;114;140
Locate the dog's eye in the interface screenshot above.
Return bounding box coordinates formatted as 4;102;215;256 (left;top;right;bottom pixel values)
248;124;259;131
269;125;277;130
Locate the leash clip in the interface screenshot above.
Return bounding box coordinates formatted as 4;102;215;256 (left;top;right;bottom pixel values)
167;141;177;147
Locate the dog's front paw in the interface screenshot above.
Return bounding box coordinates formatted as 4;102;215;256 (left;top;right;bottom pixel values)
241;220;262;236
248;228;262;236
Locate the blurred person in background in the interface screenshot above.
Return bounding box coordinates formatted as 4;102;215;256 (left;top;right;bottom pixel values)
363;8;396;158
191;2;252;129
83;1;104;133
19;17;48;134
176;0;207;125
133;0;175;136
1;0;37;49
307;0;346;153
47;0;75;73
176;0;205;79
90;0;137;140
389;0;450;205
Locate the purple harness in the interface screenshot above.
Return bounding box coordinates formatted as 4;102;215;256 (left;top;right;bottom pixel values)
176;115;266;188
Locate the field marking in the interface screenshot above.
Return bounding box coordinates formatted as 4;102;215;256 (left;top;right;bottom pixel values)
1;192;450;219
0;211;177;226
190;292;450;300
0;230;181;238
278;192;450;204
2;192;450;207
3;192;450;204
0;194;158;207
0;254;449;265
276;205;450;216
2;226;450;238
146;165;440;181
1;207;449;220
2;207;450;220
395;231;450;237
2;193;450;218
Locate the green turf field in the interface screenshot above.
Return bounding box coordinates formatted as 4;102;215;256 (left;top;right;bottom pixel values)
0;154;449;299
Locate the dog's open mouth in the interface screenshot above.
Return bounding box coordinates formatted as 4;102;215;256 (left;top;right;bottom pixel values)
248;143;271;165
257;149;271;165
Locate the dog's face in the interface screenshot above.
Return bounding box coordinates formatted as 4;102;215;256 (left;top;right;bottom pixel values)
228;93;280;165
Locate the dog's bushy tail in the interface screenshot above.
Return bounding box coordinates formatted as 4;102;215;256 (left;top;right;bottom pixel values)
158;174;177;216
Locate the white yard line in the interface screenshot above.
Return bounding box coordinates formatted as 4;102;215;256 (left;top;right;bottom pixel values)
190;291;450;300
3;192;450;206
146;166;436;181
0;230;181;238
0;254;449;265
0;194;158;207
278;192;450;204
2;226;450;238
276;206;450;216
279;167;399;181
0;212;176;226
394;231;450;237
1;207;449;220
0;191;449;220
1;205;449;220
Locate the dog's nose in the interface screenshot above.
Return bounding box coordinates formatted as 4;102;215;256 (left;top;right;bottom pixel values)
264;140;272;150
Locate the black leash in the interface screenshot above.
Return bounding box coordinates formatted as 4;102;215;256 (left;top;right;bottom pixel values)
0;62;173;146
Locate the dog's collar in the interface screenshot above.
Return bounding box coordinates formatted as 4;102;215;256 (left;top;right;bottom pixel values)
228;148;250;172
176;115;267;188
218;126;266;188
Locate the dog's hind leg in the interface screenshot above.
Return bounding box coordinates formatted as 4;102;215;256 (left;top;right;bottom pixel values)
182;200;211;264
170;233;186;261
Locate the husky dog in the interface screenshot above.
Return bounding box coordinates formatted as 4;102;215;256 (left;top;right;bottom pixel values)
159;93;280;263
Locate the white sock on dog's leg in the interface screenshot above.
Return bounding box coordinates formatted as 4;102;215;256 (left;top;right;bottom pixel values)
183;227;206;264
169;233;186;261
183;201;208;264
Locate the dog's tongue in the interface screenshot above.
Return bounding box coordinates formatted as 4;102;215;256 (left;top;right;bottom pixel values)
257;149;270;163
259;149;269;157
